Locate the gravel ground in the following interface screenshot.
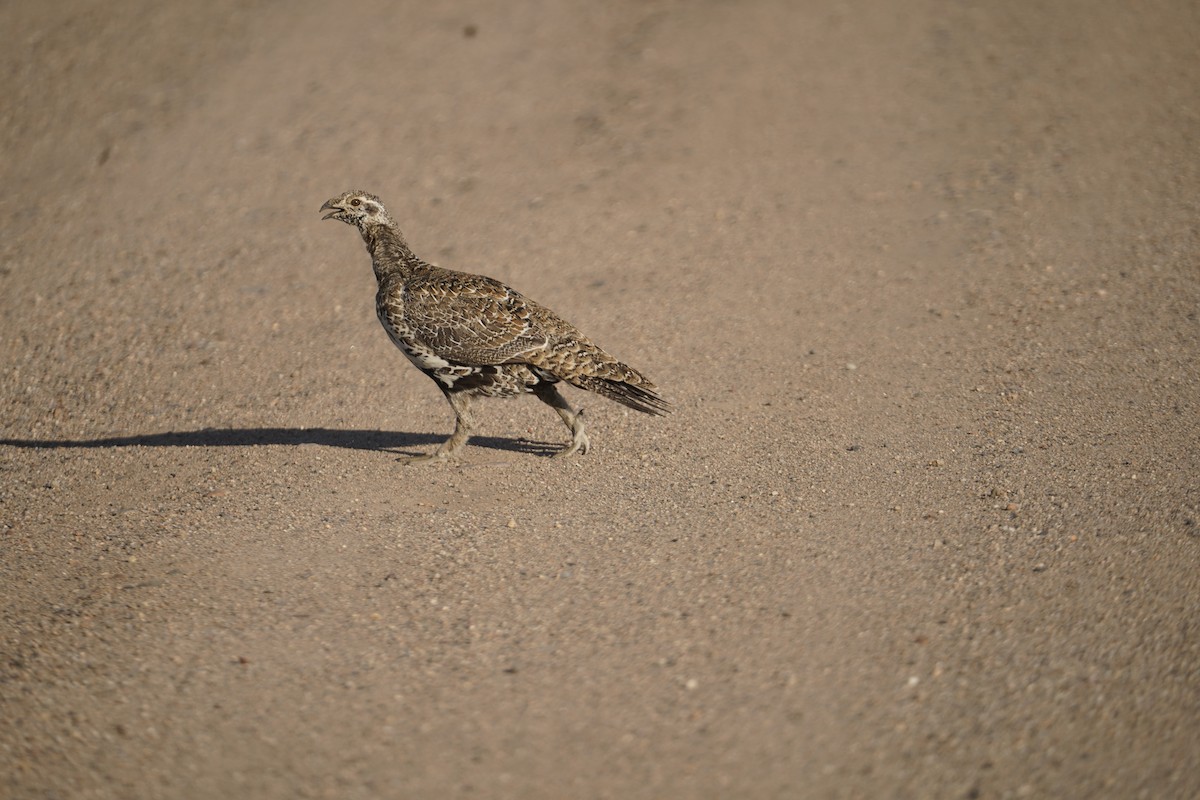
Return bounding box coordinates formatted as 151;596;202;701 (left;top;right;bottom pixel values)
2;1;1198;798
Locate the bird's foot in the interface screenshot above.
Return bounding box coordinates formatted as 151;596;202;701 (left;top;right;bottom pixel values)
396;451;453;465
552;409;590;458
401;417;471;464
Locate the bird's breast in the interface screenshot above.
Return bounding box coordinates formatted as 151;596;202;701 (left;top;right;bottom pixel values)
375;292;450;371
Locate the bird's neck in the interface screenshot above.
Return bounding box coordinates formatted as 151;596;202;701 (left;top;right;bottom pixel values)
361;222;421;280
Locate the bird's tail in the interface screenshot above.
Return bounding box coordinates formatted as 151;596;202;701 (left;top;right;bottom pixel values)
570;371;672;416
527;337;672;415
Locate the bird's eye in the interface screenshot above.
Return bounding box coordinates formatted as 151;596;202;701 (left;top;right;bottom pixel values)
350;198;361;207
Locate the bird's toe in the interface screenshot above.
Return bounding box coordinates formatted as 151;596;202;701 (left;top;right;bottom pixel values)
397;451;452;465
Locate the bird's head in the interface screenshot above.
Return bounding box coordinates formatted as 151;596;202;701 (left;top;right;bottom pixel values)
320;190;393;228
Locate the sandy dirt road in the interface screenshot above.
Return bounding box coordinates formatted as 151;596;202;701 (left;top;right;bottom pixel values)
2;1;1198;797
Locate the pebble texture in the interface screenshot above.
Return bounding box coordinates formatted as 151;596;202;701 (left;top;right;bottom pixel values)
1;1;1198;798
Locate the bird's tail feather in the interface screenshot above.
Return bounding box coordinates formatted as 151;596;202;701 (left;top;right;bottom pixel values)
572;375;672;416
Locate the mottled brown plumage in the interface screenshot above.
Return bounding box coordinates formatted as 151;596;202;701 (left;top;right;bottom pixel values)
321;190;670;461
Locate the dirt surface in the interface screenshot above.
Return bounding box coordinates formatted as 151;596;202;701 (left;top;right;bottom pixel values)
2;1;1198;797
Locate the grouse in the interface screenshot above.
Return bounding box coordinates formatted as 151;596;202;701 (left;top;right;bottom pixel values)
320;190;670;461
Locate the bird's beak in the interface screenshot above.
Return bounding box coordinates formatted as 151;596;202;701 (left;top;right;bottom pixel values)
320;199;342;220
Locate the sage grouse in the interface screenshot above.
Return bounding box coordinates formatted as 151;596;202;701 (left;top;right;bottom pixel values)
320;190;670;461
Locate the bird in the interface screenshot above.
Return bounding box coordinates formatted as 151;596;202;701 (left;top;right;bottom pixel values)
320;190;670;461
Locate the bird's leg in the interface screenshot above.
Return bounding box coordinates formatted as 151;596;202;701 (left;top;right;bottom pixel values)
401;390;473;463
534;384;590;457
436;391;475;457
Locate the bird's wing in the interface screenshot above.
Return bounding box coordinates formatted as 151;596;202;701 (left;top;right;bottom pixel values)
396;273;558;365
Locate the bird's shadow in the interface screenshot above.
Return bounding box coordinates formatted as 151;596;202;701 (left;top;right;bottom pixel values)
0;428;560;458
